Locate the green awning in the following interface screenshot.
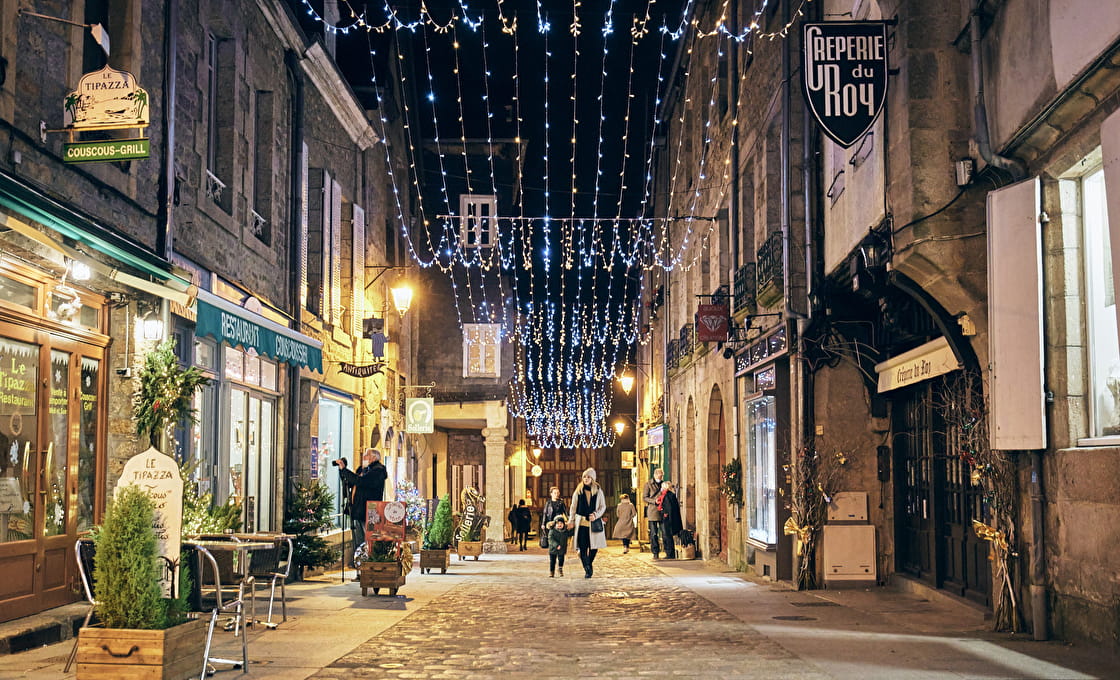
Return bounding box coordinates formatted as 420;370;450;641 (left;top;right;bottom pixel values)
195;292;323;373
0;170;190;287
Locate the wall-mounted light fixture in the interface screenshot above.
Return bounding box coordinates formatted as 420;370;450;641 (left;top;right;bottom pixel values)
390;282;413;316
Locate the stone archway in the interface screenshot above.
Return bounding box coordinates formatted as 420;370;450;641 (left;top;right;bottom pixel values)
707;385;726;562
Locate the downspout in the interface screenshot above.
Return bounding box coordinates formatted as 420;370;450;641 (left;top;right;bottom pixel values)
968;0;1026;180
284;49;306;513
156;0;177;259
729;0;742;521
1030;451;1048;640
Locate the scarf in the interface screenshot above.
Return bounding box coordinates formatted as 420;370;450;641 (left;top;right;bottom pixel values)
656;489;667;511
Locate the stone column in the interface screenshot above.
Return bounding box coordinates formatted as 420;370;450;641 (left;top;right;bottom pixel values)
481;426;508;543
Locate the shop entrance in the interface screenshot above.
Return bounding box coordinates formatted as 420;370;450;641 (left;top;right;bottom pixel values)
0;329;104;622
893;377;991;605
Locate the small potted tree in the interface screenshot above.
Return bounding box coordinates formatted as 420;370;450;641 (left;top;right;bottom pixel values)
283;481;341;579
75;484;205;679
419;494;452;574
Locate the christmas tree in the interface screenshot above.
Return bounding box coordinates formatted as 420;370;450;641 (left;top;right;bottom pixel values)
284;482;340;576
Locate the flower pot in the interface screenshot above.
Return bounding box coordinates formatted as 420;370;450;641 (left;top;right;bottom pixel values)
457;540;484;560
359;561;406;596
419;548;450;574
75;617;208;680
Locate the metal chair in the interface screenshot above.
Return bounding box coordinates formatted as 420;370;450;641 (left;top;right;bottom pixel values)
63;538;98;673
194;534;256;632
188;544;249;676
247;534;294;628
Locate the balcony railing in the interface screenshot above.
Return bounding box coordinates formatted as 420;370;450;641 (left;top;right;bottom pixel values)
666;339;680;369
678;323;694;359
756;231;783;307
733;263;756;313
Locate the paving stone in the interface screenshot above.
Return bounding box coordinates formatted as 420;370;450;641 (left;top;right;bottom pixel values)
311;552;827;679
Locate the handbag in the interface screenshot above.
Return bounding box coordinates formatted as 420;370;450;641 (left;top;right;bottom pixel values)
539;532;549;549
590;517;604;533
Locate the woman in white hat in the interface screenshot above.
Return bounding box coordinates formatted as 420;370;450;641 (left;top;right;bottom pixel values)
569;468;607;578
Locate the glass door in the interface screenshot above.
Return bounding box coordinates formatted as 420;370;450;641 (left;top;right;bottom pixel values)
226;388;276;531
746;396;777;545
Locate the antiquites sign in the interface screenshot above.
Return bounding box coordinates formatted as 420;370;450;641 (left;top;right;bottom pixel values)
802;21;889;148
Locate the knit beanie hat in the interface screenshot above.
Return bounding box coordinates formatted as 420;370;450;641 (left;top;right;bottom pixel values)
582;467;597;481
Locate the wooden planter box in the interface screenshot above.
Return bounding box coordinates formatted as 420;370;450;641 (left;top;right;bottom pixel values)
76;617;208;680
457;541;483;560
359;561;406;596
419;549;450;574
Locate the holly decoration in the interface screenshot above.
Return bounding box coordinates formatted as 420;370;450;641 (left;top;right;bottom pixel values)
718;457;743;506
133;340;211;448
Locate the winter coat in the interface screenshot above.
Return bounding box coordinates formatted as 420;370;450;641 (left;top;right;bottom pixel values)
541;499;567;529
547;523;571;555
659;489;683;538
642;477;664;521
569;483;608;550
612;499;637;540
339;461;388;521
514;505;533;532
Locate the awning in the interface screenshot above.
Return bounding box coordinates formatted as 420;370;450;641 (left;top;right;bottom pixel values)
194;290;323;373
875;336;961;393
0;169;191;288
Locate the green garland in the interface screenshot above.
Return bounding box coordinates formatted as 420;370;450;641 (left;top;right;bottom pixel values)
719;457;743;506
133;340;211;447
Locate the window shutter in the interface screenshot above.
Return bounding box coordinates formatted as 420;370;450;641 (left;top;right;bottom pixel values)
1101;109;1120;348
330;179;342;324
352;204;366;338
306;166;328;316
299;143;309;310
987;177;1044;450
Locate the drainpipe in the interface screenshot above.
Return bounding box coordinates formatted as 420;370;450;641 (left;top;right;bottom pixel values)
729;0;742;506
968;0;1026;180
1029;450;1049;640
156;0;177;259
285;49;306;509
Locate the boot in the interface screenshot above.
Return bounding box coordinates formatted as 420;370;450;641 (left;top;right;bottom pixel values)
550;570;555;577
558;566;563;576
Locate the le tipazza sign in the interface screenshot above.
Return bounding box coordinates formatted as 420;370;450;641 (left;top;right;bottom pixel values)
62;65;151;163
802;21;889;148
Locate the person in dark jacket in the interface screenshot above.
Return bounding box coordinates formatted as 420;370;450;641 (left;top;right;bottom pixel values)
546;514;572;577
642;468;666;558
337;448;388;546
657;481;682;559
514;499;533;550
540;486;567;547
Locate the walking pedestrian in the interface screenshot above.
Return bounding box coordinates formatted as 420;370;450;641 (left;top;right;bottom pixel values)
546;514;572;577
569;468;607;578
515;499;533;550
657;481;682;559
507;505;518;544
642;467;666;558
540;486;567;548
612;493;637;553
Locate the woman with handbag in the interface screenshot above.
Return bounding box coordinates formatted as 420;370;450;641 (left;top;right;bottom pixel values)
569;468;607;578
612;494;637;553
540;486;566;549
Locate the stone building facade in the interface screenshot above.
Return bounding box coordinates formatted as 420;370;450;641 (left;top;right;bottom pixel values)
641;0;1120;651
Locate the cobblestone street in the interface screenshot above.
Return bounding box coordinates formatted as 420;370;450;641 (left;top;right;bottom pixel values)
311;549;827;680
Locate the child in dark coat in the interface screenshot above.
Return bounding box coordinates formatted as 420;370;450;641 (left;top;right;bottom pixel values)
546;515;572;577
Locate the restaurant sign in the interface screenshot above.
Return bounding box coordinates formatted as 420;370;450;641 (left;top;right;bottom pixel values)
63;138;150;164
875;336;961;393
802;21;889;148
64;65;150;129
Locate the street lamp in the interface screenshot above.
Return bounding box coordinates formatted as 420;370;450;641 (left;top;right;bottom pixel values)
390;282;413;316
613;419;626;436
618;372;635;396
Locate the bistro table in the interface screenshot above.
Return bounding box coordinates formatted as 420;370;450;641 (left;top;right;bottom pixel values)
184;537;276;672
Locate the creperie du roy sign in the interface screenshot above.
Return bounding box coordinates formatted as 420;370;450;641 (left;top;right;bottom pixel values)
802;21;889;148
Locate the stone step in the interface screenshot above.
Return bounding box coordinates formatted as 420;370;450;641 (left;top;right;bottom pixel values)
0;604;88;655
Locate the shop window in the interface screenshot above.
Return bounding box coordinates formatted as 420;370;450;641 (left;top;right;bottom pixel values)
1083;168;1120;437
0;273;36;311
0;337;39;544
45;351;69;537
77;357;99;532
318;396;355;529
746;395;777;544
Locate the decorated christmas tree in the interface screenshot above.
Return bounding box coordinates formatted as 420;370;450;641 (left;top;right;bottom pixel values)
423;494;453;550
283;482;340;577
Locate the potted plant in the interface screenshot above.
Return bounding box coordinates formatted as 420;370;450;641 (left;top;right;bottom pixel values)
419;494;452;574
134;339;211;448
283;481;341;579
357;540;410;596
76;484;206;679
